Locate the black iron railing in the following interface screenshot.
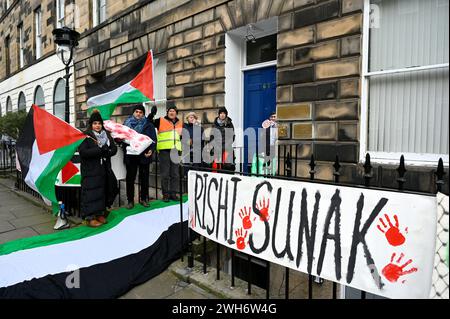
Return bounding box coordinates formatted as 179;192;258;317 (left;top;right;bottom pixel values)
178;143;448;300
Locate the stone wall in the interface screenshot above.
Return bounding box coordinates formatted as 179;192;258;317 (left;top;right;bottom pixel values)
72;0;448;192
276;0;363;164
0;0;57;81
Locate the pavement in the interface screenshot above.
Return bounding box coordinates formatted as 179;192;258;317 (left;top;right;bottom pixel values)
0;175;216;299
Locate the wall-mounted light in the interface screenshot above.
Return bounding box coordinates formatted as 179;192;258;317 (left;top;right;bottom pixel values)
245;24;257;43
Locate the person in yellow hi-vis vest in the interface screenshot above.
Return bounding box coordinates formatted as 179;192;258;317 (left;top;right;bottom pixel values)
151;103;183;202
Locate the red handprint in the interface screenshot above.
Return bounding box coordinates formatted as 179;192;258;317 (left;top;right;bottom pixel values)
235;228;248;250
377;214;407;246
256;197;270;222
382;253;418;283
238;206;255;230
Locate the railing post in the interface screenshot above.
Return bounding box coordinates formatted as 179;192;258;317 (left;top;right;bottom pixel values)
361;153;374;299
247;254;252;295
179;163;184;262
332;155;341;299
308;155;315;299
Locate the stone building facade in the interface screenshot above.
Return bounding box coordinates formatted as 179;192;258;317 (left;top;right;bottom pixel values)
73;0;448;194
72;0;448;299
0;0;75;122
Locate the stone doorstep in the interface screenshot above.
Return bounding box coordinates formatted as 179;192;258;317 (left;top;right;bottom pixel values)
169;259;267;299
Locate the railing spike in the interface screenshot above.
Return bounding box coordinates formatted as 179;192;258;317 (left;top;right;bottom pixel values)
396;155;407;191
333;155;341;183
435;158;446;193
363;153;372;187
309;154;316;180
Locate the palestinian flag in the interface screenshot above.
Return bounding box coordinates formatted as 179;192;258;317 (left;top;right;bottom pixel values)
86;51;154;120
56;155;81;186
0;199;188;298
16;105;86;211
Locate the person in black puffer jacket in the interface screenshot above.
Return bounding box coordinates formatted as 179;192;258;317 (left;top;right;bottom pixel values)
79;110;118;227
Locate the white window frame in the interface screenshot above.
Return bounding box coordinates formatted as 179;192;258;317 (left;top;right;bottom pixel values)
92;0;107;27
35;7;42;60
18;24;24;68
360;0;449;166
56;0;65;28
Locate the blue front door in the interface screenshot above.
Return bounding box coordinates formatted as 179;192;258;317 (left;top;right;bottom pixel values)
243;66;276;172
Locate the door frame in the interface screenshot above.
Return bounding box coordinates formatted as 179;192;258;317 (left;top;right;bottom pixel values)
225;32;277;171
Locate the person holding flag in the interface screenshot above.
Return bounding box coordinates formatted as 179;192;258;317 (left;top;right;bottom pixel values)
78;110;118;227
122;104;157;209
15;105;86;215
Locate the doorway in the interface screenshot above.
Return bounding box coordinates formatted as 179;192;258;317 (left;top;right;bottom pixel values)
243;66;276;171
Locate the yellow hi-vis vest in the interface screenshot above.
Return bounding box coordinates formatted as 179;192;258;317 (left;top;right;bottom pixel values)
156;117;183;152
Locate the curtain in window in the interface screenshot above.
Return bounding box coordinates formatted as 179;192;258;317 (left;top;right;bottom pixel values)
368;0;449;155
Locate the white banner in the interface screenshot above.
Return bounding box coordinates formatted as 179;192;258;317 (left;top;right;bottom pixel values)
188;171;437;299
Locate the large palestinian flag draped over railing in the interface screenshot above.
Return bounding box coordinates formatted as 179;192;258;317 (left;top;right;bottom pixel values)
0;200;188;298
16;105;86;211
86;51;154;120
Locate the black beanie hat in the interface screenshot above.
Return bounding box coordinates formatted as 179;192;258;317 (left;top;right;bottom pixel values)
218;107;228;116
166;101;178;113
132;104;146;115
88;110;103;125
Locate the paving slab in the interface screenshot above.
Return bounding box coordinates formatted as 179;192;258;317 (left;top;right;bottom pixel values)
0;220;15;233
0;227;39;245
8;213;55;229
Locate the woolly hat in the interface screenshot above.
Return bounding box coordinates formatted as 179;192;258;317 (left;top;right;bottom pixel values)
132;104;146;115
218;107;228;116
88;110;103;125
166;101;178;113
185;111;199;121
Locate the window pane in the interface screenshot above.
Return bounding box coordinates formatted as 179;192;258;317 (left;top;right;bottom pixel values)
6;98;12;112
368;68;449;154
370;0;449;71
54;79;66;102
18;92;26;111
54;79;66;120
34;86;45;108
246;34;277;66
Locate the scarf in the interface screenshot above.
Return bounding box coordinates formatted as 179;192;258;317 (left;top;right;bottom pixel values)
93;130;109;148
123;115;147;134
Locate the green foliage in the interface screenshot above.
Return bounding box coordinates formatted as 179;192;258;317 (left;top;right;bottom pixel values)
0;110;28;140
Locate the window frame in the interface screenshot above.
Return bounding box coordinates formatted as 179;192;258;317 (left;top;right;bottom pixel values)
56;0;65;28
6;96;12;113
35;7;42;60
18;23;24;68
92;0;107;27
34;85;46;108
5;36;10;77
17;92;26;111
360;0;449;166
53;78;66;120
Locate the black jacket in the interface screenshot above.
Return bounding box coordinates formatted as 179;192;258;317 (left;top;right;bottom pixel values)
182;122;205;165
123;115;157;165
79;130;118;218
212;116;235;151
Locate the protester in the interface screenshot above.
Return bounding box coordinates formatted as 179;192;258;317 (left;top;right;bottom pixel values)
256;112;278;175
211;107;235;172
182;111;205;173
122;104;157;209
150;103;182;202
79;110;118;227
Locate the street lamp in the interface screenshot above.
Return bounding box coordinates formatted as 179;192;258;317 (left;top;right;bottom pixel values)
52;27;80;124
